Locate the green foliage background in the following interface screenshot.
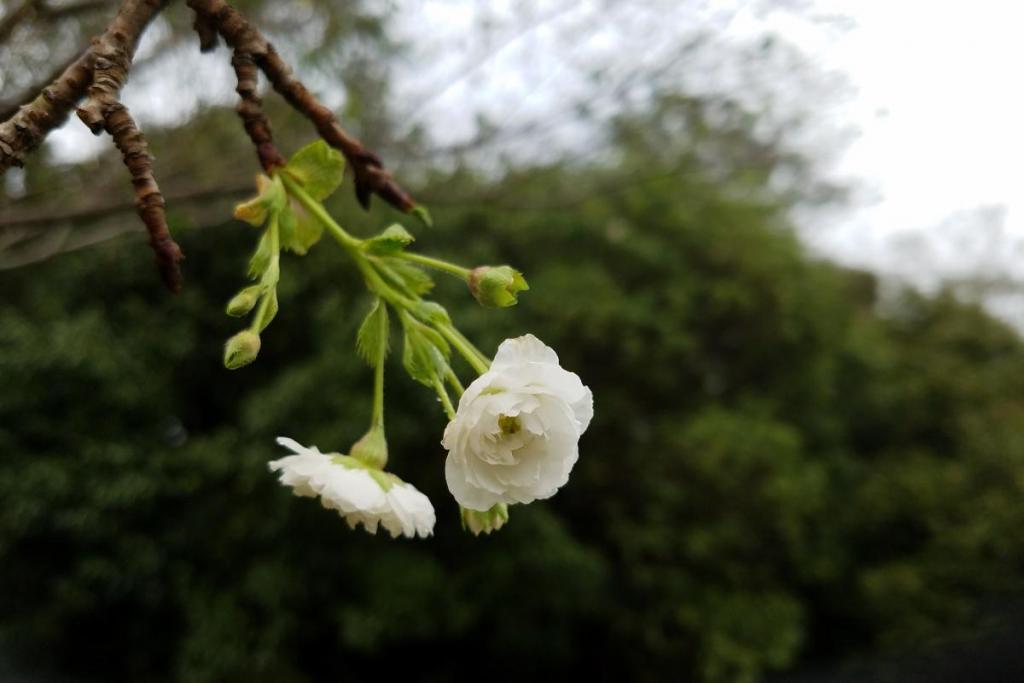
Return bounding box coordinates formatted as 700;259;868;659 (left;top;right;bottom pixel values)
2;4;1024;682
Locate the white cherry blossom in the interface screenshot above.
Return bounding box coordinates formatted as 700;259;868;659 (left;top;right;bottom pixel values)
443;334;593;510
270;437;435;538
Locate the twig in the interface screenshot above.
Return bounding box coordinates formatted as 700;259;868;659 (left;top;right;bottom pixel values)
75;0;182;292
230;51;285;172
187;0;418;213
0;0;163;172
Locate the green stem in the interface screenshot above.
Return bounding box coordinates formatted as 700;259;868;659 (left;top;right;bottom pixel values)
437;324;490;375
446;368;465;397
281;173;362;251
434;378;456;419
395;251;471;280
448;324;490;371
371;303;388;429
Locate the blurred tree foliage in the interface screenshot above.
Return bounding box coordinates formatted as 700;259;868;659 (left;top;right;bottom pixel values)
2;90;1024;682
3;2;1024;682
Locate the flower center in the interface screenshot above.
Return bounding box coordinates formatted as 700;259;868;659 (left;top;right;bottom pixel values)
498;414;522;436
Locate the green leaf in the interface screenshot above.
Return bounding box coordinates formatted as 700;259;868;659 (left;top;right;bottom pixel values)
255;289;278;332
401;315;450;387
259;252;280;289
282;140;346;201
381;258;434;295
356;299;389;367
276;202;323;255
365;224;415;255
277;203;297;251
414;301;450;325
291;201;324;254
247;230;274;279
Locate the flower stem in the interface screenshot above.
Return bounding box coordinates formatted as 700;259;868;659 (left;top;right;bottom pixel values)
433;378;456;419
446;368;464;397
437;323;490;375
371;303;388;429
395;251;471;280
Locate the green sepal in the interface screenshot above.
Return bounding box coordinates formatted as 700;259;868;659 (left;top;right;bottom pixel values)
281;140;346;201
460;504;509;535
364;224;415;255
349;425;388;469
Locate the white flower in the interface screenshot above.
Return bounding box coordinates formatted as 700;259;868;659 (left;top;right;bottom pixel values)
269;437;435;538
442;334;593;511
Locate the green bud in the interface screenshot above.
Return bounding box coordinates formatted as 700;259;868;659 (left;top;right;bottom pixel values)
225;285;262;317
223;330;261;369
460;504;509;536
468;266;529;308
349;425;388;469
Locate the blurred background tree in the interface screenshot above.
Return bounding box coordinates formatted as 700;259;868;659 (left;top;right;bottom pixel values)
2;1;1024;682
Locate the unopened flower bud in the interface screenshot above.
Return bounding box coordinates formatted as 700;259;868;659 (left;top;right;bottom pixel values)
460;504;509;535
349;425;389;469
468;266;529;308
224;330;261;369
226;286;262;317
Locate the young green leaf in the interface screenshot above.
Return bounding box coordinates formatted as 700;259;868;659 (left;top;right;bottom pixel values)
234;174;287;227
282;140;346;201
255;289;278;332
381;258;434;295
364;224;415;255
247;229;274;279
356;299;390;367
288;201;324;254
401;315;450;387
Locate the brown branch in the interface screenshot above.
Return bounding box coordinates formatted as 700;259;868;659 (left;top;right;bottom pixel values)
230;51;285;172
191;7;218;52
0;49;94;170
0;0;163;172
0;50;85;123
187;0;418;213
71;0;181;292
